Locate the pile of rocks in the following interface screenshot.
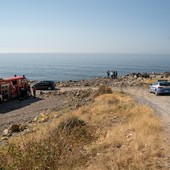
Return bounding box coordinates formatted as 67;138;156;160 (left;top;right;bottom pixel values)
56;77;118;87
150;71;170;79
58;88;95;109
118;73;150;86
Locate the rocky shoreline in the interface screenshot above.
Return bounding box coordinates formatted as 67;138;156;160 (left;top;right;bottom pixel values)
56;71;170;87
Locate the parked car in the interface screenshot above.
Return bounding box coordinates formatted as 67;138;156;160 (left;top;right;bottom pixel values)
149;80;170;95
33;81;55;90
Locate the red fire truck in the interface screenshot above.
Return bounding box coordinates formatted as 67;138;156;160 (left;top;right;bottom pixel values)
0;75;30;102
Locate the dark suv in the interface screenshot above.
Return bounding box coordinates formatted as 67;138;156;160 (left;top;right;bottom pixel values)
33;81;55;90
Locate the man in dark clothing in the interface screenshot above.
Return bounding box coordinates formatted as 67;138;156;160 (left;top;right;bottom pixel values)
107;70;110;78
32;86;36;98
115;71;118;78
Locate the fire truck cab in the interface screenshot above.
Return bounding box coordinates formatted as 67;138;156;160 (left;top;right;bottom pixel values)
0;75;30;102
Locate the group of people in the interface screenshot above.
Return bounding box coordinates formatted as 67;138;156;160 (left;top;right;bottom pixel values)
107;70;118;79
17;84;36;102
17;84;30;101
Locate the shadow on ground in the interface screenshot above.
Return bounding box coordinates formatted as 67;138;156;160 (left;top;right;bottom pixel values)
0;97;43;114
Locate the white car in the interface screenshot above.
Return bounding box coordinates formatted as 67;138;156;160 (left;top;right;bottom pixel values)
149;80;170;95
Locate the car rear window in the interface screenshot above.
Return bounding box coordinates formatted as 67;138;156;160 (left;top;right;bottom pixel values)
160;82;170;86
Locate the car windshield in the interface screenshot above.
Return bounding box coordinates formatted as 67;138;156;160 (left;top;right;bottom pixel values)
159;82;170;86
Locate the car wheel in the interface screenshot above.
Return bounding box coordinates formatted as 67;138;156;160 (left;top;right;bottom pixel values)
149;88;152;93
48;87;51;90
155;90;159;96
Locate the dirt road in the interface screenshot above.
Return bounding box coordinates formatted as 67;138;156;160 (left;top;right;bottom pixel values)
122;86;170;138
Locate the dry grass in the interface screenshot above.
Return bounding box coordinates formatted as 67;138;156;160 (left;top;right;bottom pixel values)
143;77;169;85
0;116;95;170
0;90;169;170
93;85;113;97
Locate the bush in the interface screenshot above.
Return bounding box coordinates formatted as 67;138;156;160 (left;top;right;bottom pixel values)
55;116;94;146
94;85;112;97
58;116;86;133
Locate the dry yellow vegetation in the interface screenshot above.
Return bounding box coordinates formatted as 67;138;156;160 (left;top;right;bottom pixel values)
143;77;169;85
0;90;169;170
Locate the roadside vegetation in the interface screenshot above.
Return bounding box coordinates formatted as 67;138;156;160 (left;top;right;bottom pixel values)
0;86;169;170
144;77;169;85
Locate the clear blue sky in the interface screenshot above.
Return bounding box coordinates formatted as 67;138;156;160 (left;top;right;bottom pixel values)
0;0;170;54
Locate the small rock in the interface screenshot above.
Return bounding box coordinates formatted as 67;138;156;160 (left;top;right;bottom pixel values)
76;92;80;97
3;129;9;136
1;137;9;141
34;113;49;123
116;144;122;148
134;75;137;79
3;129;12;137
75;104;81;108
137;77;143;81
33;116;38;122
126;133;133;138
84;82;90;86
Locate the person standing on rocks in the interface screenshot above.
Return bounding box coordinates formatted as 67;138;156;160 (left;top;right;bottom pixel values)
32;86;36;98
113;70;118;78
110;71;114;79
107;70;110;78
115;71;118;78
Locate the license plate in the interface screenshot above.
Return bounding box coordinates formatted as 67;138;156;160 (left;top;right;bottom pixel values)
165;90;169;92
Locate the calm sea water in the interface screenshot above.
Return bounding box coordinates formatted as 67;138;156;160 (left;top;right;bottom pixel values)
0;53;170;81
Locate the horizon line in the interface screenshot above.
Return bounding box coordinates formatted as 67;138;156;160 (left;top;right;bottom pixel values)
0;52;170;55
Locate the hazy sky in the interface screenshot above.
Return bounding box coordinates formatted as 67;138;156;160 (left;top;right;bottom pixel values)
0;0;170;54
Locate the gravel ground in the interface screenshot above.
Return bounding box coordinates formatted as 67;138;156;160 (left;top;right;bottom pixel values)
0;91;68;134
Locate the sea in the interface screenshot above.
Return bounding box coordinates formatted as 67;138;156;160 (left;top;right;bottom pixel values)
0;53;170;82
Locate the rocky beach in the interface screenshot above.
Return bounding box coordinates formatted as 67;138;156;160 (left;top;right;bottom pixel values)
56;71;170;87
